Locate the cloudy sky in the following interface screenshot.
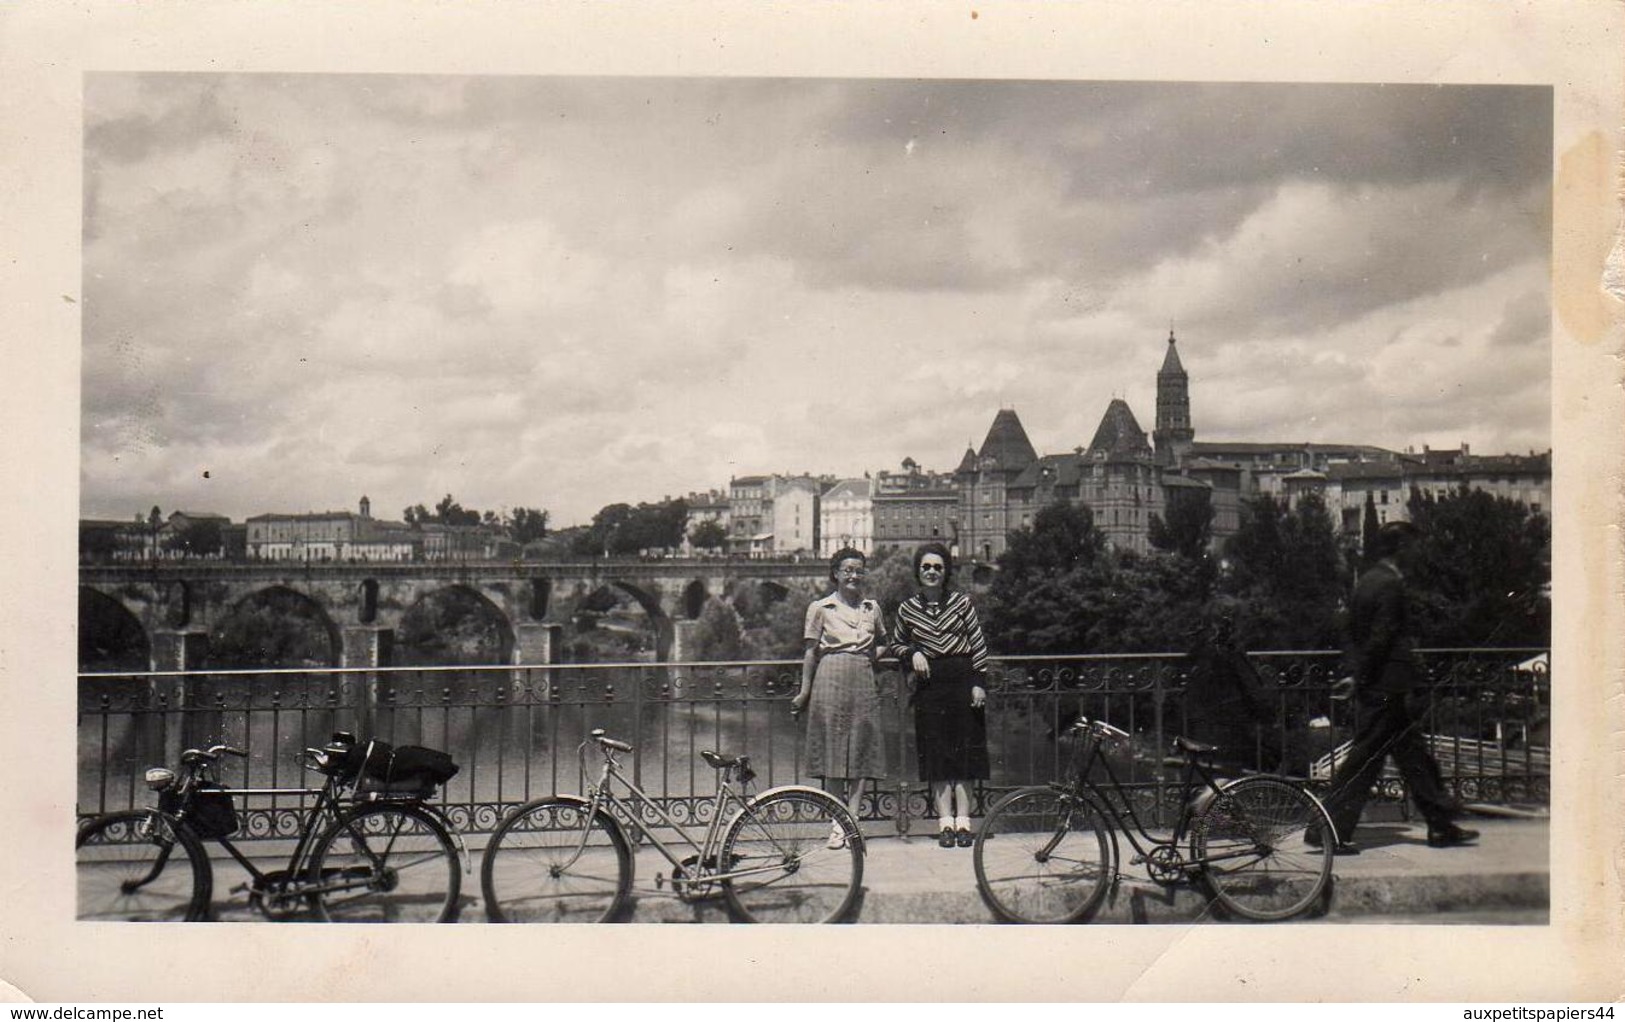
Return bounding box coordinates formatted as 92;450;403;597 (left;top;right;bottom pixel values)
81;75;1551;528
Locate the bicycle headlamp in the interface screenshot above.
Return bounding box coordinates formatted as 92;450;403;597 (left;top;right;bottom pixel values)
144;767;177;791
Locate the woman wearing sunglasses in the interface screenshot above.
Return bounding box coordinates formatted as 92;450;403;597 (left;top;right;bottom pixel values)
793;546;890;848
892;542;991;848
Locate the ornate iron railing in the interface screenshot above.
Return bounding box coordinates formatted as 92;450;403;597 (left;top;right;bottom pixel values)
77;648;1549;836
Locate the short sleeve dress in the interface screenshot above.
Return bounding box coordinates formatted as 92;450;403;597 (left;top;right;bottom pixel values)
802;594;890;782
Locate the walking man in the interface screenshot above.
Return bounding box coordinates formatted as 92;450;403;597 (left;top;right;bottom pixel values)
1310;520;1478;854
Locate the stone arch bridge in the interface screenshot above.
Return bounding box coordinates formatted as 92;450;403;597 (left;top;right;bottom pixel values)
78;559;831;671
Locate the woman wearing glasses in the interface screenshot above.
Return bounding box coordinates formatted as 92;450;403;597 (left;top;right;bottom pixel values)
892;542;990;848
793;546;889;847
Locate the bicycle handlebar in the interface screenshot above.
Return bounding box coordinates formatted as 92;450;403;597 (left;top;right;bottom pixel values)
1070;716;1130;741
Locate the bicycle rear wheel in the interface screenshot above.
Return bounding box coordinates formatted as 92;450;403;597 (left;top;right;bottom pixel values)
973;786;1113;924
1191;776;1334;921
75;810;211;922
720;789;863;923
308;802;461;923
480;796;633;923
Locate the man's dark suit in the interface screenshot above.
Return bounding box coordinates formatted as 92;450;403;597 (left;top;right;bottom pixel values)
1320;558;1458;841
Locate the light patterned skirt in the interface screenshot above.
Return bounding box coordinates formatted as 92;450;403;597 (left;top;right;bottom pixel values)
804;652;889;782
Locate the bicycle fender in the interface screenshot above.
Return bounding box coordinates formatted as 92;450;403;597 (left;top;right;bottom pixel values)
416;803;473;876
526;793;633;850
744;783;841;806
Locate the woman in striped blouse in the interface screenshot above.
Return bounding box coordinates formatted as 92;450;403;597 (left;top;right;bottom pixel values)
892;542;991;848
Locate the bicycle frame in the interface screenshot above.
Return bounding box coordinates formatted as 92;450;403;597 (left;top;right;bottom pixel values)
568;743;824;895
161;759;468;913
1065;728;1272;875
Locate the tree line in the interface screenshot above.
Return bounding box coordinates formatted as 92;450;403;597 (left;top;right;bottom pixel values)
684;483;1549;662
983;484;1549;655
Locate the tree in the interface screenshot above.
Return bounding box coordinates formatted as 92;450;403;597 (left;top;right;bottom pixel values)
1404;485;1550;647
1360;492;1381;569
688;519;728;552
1220;493;1347;650
734;580;817;659
983;502;1119;654
1148;484;1214;561
207;589;336;668
403;503;430;525
434;494;483;527
577;498;690;556
863;546;920;621
508;506;550;545
79;523;120;562
689;596;744;660
172;518;224;558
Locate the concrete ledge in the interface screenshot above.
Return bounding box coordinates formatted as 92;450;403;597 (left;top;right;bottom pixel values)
208;816;1550;924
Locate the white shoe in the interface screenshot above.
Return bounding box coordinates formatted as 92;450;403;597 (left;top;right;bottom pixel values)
826;824;848;850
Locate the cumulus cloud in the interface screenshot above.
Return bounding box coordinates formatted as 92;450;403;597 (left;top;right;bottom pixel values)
80;74;1552;526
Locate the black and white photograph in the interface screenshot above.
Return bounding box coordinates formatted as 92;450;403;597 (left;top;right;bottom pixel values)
3;0;1622;1005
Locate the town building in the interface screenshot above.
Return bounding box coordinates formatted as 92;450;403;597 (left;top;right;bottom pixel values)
947;329;1550;563
246;496;420;561
820;477;874;556
954;408;1040;562
679;489;730;555
726;476;771;556
770;475;823;556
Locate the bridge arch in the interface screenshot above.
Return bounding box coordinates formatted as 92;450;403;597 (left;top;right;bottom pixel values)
206;585;342;668
681;579;708;621
396;583;515;665
570;580;676;662
78;587;151;671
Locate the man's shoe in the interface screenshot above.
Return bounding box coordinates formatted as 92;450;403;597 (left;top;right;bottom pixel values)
1304;826;1360;855
1426;823;1480;848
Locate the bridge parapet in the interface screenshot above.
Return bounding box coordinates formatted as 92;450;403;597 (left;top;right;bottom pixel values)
76;648;1550;835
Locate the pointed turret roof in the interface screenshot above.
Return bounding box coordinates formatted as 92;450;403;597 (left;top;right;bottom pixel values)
976;408;1038;470
1087;399;1154;459
1159;329;1186;377
954;446;979;474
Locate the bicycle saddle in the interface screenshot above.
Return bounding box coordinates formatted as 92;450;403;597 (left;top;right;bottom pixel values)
1172;736;1220;756
700;751;756;783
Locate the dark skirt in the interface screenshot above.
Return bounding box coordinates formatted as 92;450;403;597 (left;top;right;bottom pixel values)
912;655;990;782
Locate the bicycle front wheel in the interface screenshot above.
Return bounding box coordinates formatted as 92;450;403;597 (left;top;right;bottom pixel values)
76;810;211;922
720;789;863;923
973;786;1113;924
1191;776;1335;922
308;802;461;923
480;796;633;923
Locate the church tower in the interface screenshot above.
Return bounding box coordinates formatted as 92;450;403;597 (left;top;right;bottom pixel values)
1153;329;1194;467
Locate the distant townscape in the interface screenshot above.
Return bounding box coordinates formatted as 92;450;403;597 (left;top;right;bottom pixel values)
80;333;1550;567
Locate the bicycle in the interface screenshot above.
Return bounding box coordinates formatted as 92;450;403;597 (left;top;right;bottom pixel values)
972;716;1337;924
75;734;466;923
480;729;864;923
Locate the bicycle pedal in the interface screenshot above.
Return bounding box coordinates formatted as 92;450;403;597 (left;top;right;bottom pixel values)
1127;854;1147;865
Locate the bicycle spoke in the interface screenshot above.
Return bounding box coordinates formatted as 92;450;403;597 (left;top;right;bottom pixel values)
973;788;1112;924
311;804;459;923
480;797;632;923
76;812;210;922
720;790;862;924
1193;777;1333;921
